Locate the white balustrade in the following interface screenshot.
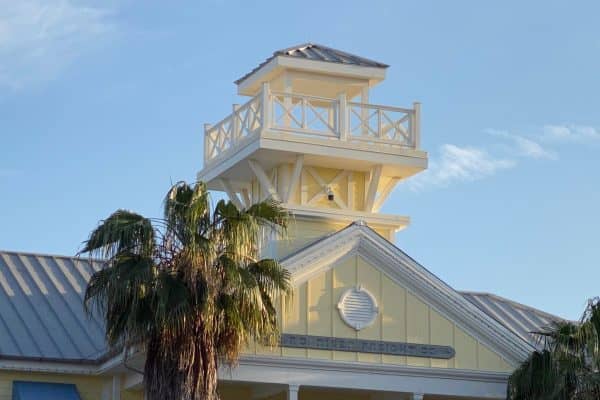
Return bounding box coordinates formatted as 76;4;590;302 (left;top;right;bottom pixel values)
271;92;339;137
204;95;262;162
348;102;416;147
204;84;420;164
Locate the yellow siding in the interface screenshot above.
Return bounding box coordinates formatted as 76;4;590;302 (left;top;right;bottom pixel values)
356;257;381;363
282;282;308;358
273;255;513;373
332;257;357;361
275;219;391;259
307;269;332;359
0;371;143;400
284;166;366;210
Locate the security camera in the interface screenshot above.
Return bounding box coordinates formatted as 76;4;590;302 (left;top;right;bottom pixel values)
326;187;334;201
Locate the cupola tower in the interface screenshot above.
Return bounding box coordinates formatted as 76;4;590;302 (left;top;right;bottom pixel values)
198;43;428;257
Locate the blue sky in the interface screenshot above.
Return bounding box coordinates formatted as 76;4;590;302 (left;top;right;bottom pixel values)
1;0;599;320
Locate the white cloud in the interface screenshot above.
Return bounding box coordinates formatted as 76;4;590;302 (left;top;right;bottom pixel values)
542;125;600;143
406;144;516;192
486;129;558;160
399;123;598;192
0;0;115;90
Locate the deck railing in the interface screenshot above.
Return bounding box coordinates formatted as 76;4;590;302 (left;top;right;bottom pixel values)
204;82;420;164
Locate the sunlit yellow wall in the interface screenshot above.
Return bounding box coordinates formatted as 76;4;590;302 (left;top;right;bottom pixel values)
248;255;513;373
0;371;143;400
271;219;392;259
252;165;367;211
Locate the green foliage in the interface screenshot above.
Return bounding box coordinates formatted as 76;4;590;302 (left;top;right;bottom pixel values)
81;182;290;400
507;299;600;400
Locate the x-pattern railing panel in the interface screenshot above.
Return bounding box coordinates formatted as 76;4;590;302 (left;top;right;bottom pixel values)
205;95;262;162
348;102;415;147
272;92;337;136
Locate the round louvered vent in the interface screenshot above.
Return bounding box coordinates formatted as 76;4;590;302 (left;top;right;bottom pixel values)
337;286;379;330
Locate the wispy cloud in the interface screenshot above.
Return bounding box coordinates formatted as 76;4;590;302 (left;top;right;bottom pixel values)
404;127;560;192
487;129;558;160
406;144;516;191
542;125;600;143
0;0;115;90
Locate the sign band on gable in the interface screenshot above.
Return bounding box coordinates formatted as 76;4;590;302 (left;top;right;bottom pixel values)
280;334;455;359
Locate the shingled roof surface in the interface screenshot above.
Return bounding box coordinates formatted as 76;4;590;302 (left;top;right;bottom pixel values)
235;43;389;84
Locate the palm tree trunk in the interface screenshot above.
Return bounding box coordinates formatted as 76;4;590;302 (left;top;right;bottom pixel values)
193;326;218;400
143;329;218;400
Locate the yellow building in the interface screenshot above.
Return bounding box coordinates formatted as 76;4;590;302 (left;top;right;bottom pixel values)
0;44;561;399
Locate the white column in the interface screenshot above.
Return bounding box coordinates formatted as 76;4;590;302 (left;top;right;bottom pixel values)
287;384;300;400
232;103;240;139
337;92;347;140
261;82;271;130
413;101;421;148
203;123;212;162
283;73;293;128
360;85;370;137
411;393;424;400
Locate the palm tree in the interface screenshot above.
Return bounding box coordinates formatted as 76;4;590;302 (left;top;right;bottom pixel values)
81;181;290;400
508;298;600;399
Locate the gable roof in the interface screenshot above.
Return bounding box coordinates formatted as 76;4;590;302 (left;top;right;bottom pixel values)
235;43;389;85
461;291;564;349
0;251;108;363
280;222;539;365
0;235;564;365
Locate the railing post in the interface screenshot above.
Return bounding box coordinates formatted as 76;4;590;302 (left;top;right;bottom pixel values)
232;104;240;139
337;93;347;140
203;123;212;162
261;82;271;131
413;101;421;149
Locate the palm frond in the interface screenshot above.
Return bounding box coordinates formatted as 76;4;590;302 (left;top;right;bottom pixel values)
80;210;155;259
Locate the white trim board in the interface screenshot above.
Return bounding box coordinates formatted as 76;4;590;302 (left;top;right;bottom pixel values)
221;356;510;399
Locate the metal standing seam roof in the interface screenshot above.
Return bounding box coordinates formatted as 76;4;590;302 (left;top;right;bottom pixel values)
0;248;564;363
0;250;108;363
234;43;390;85
461;291;564;349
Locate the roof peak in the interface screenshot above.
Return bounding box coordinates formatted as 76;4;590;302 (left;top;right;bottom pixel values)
235;43;389;85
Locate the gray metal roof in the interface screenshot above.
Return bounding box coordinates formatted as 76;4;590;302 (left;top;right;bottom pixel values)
0;251;108;362
461;291;563;349
235;43;389;85
0;248;563;363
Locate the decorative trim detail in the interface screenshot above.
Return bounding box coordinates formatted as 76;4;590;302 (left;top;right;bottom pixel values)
337;286;379;330
280;334;455;359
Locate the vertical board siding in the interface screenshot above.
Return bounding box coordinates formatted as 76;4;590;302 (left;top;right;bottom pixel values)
332;257;358;361
307;270;332;359
278;255;512;372
282;282;308;358
356;257;381;363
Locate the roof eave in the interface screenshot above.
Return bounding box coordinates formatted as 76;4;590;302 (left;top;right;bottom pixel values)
237;55;387;96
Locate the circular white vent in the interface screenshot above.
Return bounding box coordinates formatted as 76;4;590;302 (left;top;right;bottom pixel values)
337;286;379;330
